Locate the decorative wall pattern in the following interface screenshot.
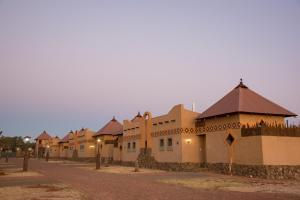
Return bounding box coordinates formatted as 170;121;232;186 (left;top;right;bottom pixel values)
151;127;198;137
124;122;242;139
196;122;241;133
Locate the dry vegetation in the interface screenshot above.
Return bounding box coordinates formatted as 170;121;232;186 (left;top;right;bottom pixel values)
79;165;165;174
0;183;87;200
160;177;300;196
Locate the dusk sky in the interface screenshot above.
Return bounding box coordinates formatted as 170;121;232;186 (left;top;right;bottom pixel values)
0;0;299;138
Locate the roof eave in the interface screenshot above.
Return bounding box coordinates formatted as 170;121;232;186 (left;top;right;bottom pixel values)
197;111;297;120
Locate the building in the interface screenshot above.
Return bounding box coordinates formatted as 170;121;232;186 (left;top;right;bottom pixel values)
122;104;200;170
93;117;123;163
35;80;299;178
35;131;52;158
48;136;60;158
195;80;299;178
77;128;96;160
58;133;70;158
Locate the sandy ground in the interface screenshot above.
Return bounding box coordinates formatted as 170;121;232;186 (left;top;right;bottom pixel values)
2;158;300;200
0;160;87;200
0;183;87;200
79;165;165;174
159;176;300;196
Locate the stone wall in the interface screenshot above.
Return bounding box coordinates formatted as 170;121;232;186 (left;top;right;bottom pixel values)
205;163;300;180
53;148;300;180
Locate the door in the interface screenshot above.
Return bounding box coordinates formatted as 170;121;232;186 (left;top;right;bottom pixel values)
199;134;206;163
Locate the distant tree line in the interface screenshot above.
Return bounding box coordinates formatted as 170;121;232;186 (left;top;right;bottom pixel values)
0;133;35;152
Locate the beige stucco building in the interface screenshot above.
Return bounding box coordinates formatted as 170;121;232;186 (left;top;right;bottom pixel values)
194;80;299;178
35;131;56;158
122;105;200;165
93;117;123;163
36;80;299;178
58;133;70;158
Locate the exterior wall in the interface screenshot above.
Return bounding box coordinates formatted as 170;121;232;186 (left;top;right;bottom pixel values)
77;129;96;158
113;135;123;162
197;113;298;167
197;114;239;164
122;104;199;163
196;114;282;165
262;136;300;165
49;137;60;158
68;133;77;158
122;116;143;162
35;139;50;157
233;134;263;165
152;134;182;162
151;105;183;163
59;142;69;158
151;105;199;163
95;135;116;160
122;139;140;162
181;108;201;163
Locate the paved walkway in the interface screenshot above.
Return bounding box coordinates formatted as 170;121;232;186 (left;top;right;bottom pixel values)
6;158;300;200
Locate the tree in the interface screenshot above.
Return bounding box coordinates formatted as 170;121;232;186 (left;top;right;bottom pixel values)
0;136;34;152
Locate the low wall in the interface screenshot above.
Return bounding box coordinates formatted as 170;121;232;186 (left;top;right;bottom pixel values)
49;151;300;179
205;163;300;180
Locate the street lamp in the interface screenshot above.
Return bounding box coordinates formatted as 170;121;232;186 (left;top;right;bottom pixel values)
96;138;101;169
46;145;50;162
23;136;31;171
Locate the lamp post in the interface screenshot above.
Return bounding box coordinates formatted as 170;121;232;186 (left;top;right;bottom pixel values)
96;138;101;169
23;136;31;171
46;145;50;162
0;131;3;160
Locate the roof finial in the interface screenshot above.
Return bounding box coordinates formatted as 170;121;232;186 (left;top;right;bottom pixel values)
112;116;116;121
235;78;248;89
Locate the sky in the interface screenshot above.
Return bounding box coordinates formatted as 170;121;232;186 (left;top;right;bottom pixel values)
0;0;299;138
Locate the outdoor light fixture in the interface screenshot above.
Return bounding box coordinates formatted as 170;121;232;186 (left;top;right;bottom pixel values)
89;145;95;148
24;136;31;143
23;136;31;172
185;139;192;144
96;138;101;169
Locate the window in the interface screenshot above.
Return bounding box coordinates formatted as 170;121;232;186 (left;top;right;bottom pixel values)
64;146;68;150
167;138;173;151
160;139;164;147
159;122;163;125
159;139;164;151
164;121;169;124
80;144;84;150
114;140;118;147
39;140;42;144
133;142;136;150
127;142;131;149
167;138;173;146
171;120;176;123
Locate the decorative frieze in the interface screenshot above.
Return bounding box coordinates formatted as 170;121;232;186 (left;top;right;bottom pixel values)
196;122;241;134
151;127;198;137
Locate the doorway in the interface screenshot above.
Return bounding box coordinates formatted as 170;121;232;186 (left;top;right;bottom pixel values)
198;134;206;163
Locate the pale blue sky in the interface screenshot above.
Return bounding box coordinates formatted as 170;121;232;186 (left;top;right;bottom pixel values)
0;0;299;138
